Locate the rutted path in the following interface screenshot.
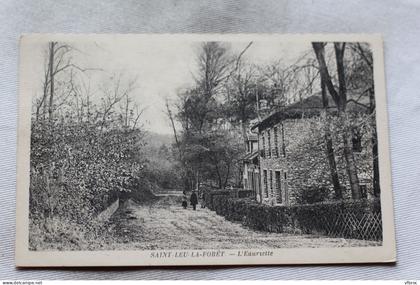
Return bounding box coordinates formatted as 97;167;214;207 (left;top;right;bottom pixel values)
108;195;380;250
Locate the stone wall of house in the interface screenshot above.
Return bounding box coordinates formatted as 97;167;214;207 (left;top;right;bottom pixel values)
258;114;375;205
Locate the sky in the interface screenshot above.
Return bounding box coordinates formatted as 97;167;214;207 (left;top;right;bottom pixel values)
28;36;312;134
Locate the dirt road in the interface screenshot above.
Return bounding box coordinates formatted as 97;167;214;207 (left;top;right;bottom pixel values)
109;195;380;250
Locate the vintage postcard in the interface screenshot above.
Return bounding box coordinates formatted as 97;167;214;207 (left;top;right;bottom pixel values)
16;34;396;266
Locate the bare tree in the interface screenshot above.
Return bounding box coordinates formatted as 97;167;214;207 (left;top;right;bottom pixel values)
312;42;362;199
226;61;257;143
35;41;101;124
269;54;343;198
320;76;342;199
131;104;145;130
165;98;181;156
100;74;137;131
348;43;379;197
260;61;294;107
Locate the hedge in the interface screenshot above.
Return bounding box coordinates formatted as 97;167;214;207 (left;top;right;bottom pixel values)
203;188;254;210
207;192;382;241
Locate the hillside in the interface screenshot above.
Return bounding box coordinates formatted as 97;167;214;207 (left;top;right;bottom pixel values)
143;131;174;150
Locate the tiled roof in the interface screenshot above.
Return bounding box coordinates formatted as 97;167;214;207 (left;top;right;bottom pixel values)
251;91;371;131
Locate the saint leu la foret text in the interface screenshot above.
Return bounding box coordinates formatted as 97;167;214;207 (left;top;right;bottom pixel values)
150;250;274;259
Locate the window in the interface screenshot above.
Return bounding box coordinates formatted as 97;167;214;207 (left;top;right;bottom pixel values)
274;127;279;157
261;134;265;158
247;170;252;190
284;171;289;204
360;184;367;199
263;170;268;198
281;123;286;157
269;170;273;196
250;171;255;193
352;128;362;153
275;171;282;203
268;130;271;157
255;172;260;198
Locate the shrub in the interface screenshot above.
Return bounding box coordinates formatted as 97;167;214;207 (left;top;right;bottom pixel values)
237;189;254;198
209;196;382;241
203;189;253;210
295;185;330;204
203;190;231;210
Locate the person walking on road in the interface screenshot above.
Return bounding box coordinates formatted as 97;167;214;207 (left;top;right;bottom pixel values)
182;190;188;209
190;190;198;210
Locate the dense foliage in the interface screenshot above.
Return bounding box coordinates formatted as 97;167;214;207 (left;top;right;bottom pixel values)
28;42;171;249
30;119;146;220
169;41;377;203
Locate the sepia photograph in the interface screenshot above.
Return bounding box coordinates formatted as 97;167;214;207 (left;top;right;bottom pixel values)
15;34;396;266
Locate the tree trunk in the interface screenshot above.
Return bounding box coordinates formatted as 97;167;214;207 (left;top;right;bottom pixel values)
241;119;248;145
48;42;55;123
223;163;231;189
196;171;199;190
125;95;129;127
369;88;380;197
372;129;380;197
334;43;361;199
320;77;342;199
340;113;362;199
313;42;361;199
214;163;223;189
165;100;191;190
36;77;49;122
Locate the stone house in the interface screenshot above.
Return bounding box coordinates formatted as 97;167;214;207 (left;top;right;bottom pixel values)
249;93;375;206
